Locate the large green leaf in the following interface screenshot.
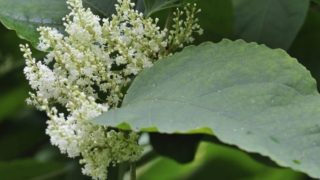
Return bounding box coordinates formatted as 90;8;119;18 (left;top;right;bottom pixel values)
233;0;309;50
95;39;320;178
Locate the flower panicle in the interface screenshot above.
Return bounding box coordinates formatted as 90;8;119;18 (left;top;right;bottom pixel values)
20;0;202;179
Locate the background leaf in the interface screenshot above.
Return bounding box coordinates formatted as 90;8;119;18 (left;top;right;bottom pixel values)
0;0;68;47
137;142;306;180
233;0;309;50
186;0;234;43
95;39;320;178
0;0;119;47
143;0;180;17
83;0;117;17
148;0;234;43
289;6;320;89
312;0;320;5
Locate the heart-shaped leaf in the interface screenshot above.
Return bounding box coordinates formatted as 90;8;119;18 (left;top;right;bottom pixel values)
95;39;320;178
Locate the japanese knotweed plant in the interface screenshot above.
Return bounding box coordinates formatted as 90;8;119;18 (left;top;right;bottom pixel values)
20;0;202;179
0;0;318;179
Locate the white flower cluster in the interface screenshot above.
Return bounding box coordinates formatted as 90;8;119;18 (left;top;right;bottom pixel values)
20;0;202;179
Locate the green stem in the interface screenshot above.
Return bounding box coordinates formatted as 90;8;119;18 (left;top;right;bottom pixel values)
130;162;137;180
165;9;174;31
117;163;127;180
165;0;183;29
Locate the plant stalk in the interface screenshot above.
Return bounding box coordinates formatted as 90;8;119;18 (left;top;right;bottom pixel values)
130;162;137;180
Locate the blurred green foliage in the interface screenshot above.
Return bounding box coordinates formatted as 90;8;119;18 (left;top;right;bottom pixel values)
0;0;320;179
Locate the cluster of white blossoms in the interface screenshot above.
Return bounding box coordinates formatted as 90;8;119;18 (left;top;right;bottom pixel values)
20;0;202;179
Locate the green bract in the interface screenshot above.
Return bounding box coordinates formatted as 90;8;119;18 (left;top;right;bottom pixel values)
95;39;320;178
